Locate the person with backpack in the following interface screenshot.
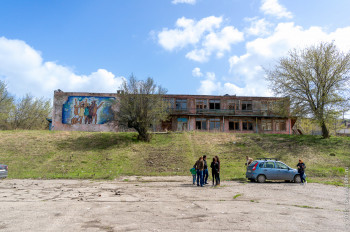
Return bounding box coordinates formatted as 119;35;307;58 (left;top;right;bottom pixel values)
297;159;307;185
190;165;196;185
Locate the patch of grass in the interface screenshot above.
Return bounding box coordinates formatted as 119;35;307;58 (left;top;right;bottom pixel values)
0;130;349;186
233;193;243;199
293;205;323;209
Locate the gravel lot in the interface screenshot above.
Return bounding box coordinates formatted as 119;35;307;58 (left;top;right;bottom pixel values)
0;176;348;232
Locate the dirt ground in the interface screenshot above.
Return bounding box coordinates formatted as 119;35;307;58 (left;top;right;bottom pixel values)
0;176;348;232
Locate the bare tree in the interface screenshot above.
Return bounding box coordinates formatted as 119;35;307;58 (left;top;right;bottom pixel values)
116;75;169;142
265;42;350;138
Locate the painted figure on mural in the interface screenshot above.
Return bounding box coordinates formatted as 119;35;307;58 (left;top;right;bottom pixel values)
84;100;91;124
78;100;85;124
89;100;104;124
71;99;80;124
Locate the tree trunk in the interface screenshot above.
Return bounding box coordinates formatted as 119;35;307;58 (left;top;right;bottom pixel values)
137;127;151;142
321;121;330;139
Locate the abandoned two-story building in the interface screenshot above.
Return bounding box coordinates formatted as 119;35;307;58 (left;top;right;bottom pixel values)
52;90;294;134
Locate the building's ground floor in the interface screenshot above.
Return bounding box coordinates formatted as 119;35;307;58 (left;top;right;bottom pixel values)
161;116;292;134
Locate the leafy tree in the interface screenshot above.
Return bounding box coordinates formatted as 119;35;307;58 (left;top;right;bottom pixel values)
11;94;51;130
116;75;169;142
265;42;350;138
0;80;14;129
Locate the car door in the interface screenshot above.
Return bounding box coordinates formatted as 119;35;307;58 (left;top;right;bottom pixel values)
275;162;291;180
262;161;277;179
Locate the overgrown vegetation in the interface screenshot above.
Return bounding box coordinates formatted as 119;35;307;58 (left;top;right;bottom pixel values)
0;130;349;186
0;81;51;130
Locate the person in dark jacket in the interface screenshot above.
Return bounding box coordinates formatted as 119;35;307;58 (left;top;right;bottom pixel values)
297;159;306;184
210;157;219;186
203;155;209;185
215;155;221;186
194;156;204;187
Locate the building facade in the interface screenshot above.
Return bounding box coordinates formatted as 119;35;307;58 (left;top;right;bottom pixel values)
162;94;293;134
52;90;294;134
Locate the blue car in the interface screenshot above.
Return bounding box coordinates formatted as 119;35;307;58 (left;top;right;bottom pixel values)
246;158;301;183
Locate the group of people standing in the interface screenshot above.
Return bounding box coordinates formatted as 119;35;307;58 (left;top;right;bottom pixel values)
191;155;221;187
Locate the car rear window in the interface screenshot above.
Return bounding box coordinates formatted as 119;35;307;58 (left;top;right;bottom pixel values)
249;161;258;166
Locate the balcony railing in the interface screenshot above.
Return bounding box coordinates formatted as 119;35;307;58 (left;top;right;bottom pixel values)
168;108;286;117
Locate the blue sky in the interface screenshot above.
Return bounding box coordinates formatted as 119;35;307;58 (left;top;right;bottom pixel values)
0;0;350;116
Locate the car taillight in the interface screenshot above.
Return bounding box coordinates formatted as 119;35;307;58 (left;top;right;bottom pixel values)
252;163;258;171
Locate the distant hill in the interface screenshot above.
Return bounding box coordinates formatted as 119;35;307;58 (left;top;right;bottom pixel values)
0;130;349;186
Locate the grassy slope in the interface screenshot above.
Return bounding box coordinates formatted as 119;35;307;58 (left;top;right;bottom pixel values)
0;130;349;185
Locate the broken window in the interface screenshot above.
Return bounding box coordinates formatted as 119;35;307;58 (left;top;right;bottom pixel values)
209;99;220;110
242;120;253;130
241;101;252;111
275;120;286;131
176;99;187;110
196;99;207;109
261;120;272;131
229;119;240;131
177;118;188;131
227;100;240;110
163;98;174;109
196;118;207;130
209;118;220;130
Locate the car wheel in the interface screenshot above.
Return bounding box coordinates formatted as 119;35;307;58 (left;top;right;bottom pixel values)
294;175;301;183
257;175;266;183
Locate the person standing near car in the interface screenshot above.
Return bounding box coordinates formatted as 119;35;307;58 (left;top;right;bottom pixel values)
297;159;306;184
245;156;253;167
203;155;209;185
194;156;204;187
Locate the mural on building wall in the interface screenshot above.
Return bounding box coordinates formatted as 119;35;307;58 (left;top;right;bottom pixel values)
62;96;116;125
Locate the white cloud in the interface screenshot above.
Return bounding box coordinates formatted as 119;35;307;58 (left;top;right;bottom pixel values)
0;37;125;99
158;16;244;62
196;70;260;96
260;0;292;19
201;26;244;58
171;0;196;5
186;49;210;62
244;17;273;36
158;16;222;51
228;23;350;97
192;67;203;77
197;72;220;95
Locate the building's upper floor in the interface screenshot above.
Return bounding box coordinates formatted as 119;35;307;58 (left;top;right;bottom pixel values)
163;94;290;117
